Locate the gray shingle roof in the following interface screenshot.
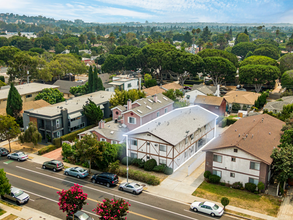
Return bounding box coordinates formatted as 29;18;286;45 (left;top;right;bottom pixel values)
192;85;216;95
53;80;86;94
263;96;293;113
125;105;218;146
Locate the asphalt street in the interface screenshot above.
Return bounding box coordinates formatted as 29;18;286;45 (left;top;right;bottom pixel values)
0;156;236;220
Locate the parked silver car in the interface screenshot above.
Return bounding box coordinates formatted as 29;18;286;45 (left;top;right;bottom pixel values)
7;151;28;161
118;182;143;195
0;147;9;156
190;201;224;217
1;187;30;205
64;167;89;179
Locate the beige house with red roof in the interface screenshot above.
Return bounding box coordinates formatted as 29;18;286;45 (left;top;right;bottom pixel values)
204;114;284;186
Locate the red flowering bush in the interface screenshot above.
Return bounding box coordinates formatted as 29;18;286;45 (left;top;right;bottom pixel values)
57;184;88;218
93;198;130;220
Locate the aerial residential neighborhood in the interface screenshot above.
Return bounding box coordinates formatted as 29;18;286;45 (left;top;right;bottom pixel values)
1;2;293;220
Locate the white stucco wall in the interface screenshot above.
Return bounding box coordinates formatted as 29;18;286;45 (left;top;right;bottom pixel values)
123;79;139;91
184;90;206;105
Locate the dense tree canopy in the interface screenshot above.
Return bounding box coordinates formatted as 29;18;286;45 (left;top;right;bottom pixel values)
281;70;293;89
236;33;249;43
239;65;280;93
0;46;21;64
240;55;279;67
113;45;140;56
0;115;21;152
82;99;103;126
279;53;293;74
101;54;126;73
34;88;65;104
110;89;146;108
231;42;257;60
197;49;239;67
253;46;280;60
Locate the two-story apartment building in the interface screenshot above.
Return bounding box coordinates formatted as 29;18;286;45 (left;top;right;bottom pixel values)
23;91;114;142
79;93;174;144
108;75;141;91
112;93;174;130
124;105;218;172
204;114;284;186
0;83;58;108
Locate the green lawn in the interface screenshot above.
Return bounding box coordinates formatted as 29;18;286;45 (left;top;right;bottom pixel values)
0;209;6;216
228;115;239;118
193;181;281;217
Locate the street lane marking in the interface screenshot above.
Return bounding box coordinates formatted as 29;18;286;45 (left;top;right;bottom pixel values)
4;160;14;164
15;166;198;220
6;172;157;220
183;209;217;220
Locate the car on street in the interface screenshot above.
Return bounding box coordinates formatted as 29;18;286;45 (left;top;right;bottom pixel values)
64;167;88;179
91;172;119;187
7;151;28;161
66;211;94;220
1;187;30;205
119;182;143;195
0;147;9;156
42;160;64;172
190;201;224;217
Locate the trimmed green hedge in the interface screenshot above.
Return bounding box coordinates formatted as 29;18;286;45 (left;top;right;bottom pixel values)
144;159;157;171
227;118;238;126
38;145;58;155
53;124;96;147
117;168;160;185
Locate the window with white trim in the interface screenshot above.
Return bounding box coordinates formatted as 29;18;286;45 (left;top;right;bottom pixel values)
213;155;222;163
190;133;194;140
250;162;260;170
230;173;235;178
249;177;259;185
130;152;137;158
128;117;136;124
100;138;106;142
111;140;118;144
213;170;221;177
159;144;166;152
128;83;132;88
159;159;166;165
184;151;188;158
231;157;236;162
164;108;168;113
157;112;160;117
131;139;137;146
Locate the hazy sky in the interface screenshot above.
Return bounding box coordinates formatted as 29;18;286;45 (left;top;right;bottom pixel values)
1;0;293;23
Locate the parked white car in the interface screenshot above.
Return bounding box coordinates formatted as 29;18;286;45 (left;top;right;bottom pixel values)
190;201;224;217
7;151;28;161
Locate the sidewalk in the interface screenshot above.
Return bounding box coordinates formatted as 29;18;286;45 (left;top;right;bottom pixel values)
0;202;61;220
277;187;293;220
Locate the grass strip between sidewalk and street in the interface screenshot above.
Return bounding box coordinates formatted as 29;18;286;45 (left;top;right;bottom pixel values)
0;209;7;216
1;214;18;220
193;181;281;217
0;200;22;211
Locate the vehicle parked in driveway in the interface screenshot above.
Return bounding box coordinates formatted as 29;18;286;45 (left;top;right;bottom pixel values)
66;211;94;220
119;182;143;195
7;151;28;161
64;167;88;179
190;201;224;217
91;172;119;187
1;187;30;205
42;160;64;172
0;147;9;156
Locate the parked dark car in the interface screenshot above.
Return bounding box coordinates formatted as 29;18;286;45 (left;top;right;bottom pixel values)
42;160;64;172
0;148;9;156
66;211;94;220
91;172;119;187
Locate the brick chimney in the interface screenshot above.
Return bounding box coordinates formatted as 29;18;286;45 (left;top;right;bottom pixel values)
99;120;105;129
154;94;158;103
127;99;132;110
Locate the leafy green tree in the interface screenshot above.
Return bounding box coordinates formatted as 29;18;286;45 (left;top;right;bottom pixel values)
69;82;89;96
35;88;65;104
279;53;293;73
110;89;146;108
113;45;140;56
83;99;103;125
231;42;257;60
101;54;126;73
0;46;21;65
239;65;280;93
162;89;176;101
196;38;205;51
203;57;236;87
216;35;227;50
94;141;118;171
0;169;11;198
244;51;253;60
286;39;293;52
253;46;279;60
29;47;44;54
281;70;293;89
75;134;102;173
19;122;42;146
0;37;9;47
240;55;279;67
236;33;249;43
221;197;229;210
0;115;21;152
92;66;100;92
197;49;239;67
258;182;265;193
97;76;104;91
55;43;65;54
6;83;22;120
88;66;93;93
200;26;212;42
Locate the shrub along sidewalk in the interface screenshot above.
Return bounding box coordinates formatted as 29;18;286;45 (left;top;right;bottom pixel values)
193;181;281;217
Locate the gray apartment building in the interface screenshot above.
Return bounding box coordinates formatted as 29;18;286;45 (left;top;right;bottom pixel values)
23;91;114;142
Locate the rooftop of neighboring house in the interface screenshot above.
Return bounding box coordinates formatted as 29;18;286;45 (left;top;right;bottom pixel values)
0;100;50;115
25;91;114;117
194;95;225;106
99;73;111;85
82;60;96;66
125;105;218;146
109;75;138;84
263;96;293;112
224;91;261;105
0;83;59;100
78;120;129;142
112;93;174;117
191;84;217;95
204;114;284;165
143;82;183;96
53;80;86;94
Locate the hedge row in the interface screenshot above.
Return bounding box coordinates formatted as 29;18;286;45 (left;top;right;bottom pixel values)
117;168;160;186
38;145;58;155
227;118;237;126
53;124;96;147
